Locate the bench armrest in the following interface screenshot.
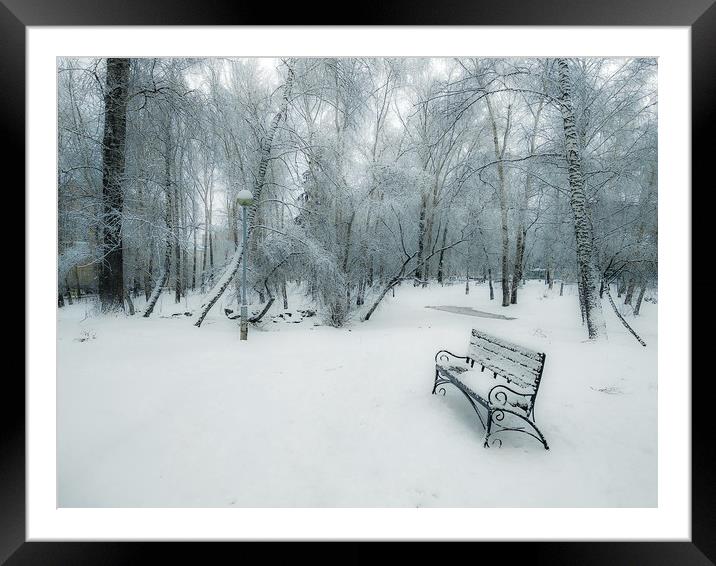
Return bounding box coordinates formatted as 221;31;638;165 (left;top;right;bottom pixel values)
435;349;471;365
488;383;535;408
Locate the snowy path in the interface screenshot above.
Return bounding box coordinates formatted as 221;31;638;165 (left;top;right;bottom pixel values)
425;305;516;320
57;281;658;507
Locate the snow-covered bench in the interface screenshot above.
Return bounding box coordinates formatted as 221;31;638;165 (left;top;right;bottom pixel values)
432;329;549;449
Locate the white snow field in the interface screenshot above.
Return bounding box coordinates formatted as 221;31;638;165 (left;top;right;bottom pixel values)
57;280;657;507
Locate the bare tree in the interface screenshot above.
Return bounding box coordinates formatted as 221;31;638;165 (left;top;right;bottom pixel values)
98;58;130;312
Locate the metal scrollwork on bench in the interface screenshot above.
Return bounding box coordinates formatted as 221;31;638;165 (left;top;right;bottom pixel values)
432;330;550;450
485;407;549;449
488;384;534;409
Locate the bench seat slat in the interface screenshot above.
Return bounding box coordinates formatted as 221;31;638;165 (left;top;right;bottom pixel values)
471;329;542;359
469;340;542;376
466;355;536;389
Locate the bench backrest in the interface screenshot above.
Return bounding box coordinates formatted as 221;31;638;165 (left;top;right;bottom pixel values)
467;329;546;392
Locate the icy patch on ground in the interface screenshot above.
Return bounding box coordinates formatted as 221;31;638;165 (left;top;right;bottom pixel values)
425;305;516;320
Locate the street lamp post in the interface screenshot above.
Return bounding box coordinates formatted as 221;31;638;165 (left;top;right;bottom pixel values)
236;189;254;341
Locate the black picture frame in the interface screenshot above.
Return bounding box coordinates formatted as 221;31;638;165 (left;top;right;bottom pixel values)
5;0;708;563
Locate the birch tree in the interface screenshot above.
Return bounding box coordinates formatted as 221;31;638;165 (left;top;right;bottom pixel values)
556;58;606;339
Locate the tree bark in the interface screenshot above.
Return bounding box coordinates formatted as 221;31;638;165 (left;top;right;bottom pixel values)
510;228;525;304
74;265;82;300
414;192;428;286
633;285;646;315
557;58;606;339
144;256;153;301
624;278;636;305
125;289;135;315
173;183;182;303
98;58;130;313
192;224;197;291
437;221;448;285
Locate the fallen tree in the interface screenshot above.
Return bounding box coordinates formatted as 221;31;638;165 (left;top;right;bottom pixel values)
605;286;647;347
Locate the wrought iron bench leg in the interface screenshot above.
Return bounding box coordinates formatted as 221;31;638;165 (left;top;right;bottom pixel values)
483;408;495;448
432;370;451;395
484;407;549;450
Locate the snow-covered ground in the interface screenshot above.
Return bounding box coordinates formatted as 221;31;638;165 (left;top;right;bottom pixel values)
57;280;657;507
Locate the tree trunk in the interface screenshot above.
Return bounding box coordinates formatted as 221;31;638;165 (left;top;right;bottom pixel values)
201;223;208;292
577;276;587;324
414;192;428;286
511;99;543;305
617;276;626;297
437;222;448;285
65;278;74;305
488;268;494;301
422;180;439;288
143;245;171;318
282;279;289;310
125;289;135;315
485;98;511;307
633;285;646;315
343;210;356;307
75;265;82;300
98;58;130;313
143;124;175;318
363;274;402;321
624;278;636;305
174;183;182;303
557;58;606;339
356;275;365;306
497;153;510;307
510;228;525;304
606;287;646;347
144;256;153;301
209;232;214;280
192;224;197;291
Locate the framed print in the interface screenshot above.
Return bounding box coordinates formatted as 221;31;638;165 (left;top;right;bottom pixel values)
5;0;709;563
